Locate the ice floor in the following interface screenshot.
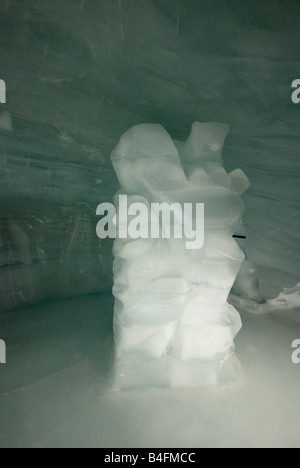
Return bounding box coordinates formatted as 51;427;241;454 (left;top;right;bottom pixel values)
1;293;300;448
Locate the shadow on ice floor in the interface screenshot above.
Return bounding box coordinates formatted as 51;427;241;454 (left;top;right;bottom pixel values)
0;293;299;448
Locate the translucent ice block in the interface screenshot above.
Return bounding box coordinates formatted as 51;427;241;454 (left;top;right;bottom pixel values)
111;122;249;391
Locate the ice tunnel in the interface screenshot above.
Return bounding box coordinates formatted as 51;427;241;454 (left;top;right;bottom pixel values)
1;0;300;449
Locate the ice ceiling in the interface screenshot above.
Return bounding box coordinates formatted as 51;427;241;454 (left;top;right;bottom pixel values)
1;0;300;318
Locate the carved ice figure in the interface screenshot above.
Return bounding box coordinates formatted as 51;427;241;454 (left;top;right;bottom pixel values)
111;122;250;390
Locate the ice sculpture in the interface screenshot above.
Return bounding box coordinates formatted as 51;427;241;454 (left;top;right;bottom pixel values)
111;122;250;390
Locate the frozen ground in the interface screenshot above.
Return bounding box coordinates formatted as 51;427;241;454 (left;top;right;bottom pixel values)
1;293;300;448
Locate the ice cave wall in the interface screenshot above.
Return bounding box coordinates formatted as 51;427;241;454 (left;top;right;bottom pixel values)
0;0;300;314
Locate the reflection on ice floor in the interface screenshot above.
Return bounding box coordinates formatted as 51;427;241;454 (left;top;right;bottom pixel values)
0;293;300;448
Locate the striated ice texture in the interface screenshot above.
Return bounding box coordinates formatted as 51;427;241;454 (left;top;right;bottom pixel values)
111;122;249;390
1;0;300;449
1;0;300;320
